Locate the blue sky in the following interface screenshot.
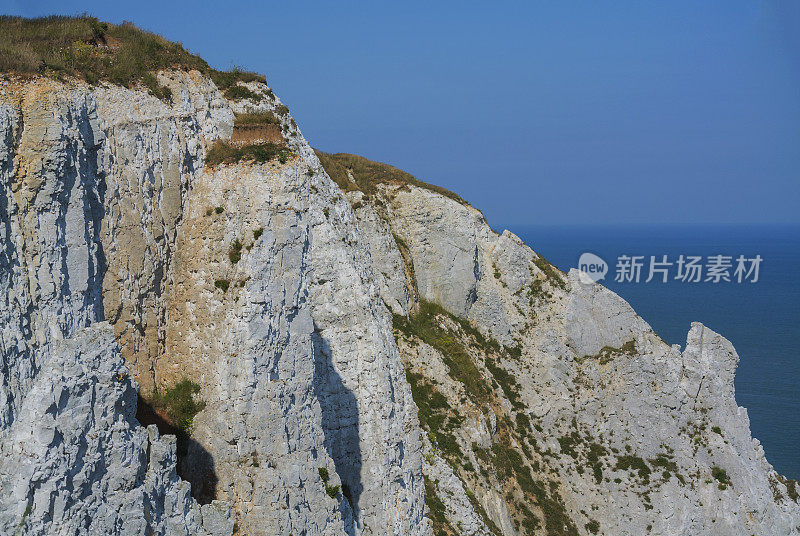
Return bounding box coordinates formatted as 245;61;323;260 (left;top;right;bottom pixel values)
4;1;799;226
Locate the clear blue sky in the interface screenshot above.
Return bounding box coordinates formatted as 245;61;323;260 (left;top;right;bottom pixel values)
4;0;799;226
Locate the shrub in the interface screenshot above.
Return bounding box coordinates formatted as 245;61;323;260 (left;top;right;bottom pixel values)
223;84;263;102
205;141;287;166
214;206;224;214
711;466;731;487
318;467;330;482
214;279;230;292
253;227;263;240
325;484;340;498
228;239;243;263
151;380;206;433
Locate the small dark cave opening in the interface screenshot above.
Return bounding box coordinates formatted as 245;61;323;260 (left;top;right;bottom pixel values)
136;394;218;505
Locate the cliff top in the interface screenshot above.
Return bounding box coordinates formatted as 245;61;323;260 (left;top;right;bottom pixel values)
0;15;263;100
315;151;467;206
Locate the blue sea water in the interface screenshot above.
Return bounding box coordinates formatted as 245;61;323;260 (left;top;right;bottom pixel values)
507;224;800;480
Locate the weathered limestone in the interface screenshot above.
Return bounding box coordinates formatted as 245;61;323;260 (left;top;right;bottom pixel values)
353;181;800;535
2;62;798;536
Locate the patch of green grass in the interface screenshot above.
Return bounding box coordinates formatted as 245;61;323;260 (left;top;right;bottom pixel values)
580;340;637;365
214;279;230;292
486;360;523;409
394;302;491;402
210;67;266;90
228;239;243;263
214;206;224;214
151;380;206;433
587;443;607;484
253;227;263;240
222;84;263;102
424;476;457;536
615;455;651;484
234;111;279;126
0;15;210;98
205;141;288;167
315;150;467;205
325;484;340;498
532;254;566;290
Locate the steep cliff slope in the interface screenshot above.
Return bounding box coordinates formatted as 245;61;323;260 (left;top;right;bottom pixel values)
1;16;799;536
337;171;800;536
0;63;425;535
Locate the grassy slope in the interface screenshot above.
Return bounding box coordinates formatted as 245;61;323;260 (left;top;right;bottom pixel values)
315;150;467;205
0;15;263;99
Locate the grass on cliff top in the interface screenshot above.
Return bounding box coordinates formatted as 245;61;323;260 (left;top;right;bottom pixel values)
0;15;269;101
314;150;467;205
206;141;289;167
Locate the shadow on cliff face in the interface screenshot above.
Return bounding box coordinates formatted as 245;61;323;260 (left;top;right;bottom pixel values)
312;331;362;534
135;395;218;504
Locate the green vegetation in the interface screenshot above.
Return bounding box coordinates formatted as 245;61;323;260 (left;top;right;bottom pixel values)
325;484;340;498
0;15;213;98
222;84;263;102
485;360;523;409
585;520;600;534
151;380;206;434
315;151;467;204
228;239;243;264
209;67;266;91
205;141;288;167
424;476;457;536
579;340;637;365
711;466;731;489
393;301;491;402
210;68;271;101
253;227;264;240
615;455;651;484
214;279;230;292
532;254;566;290
214;206;224;214
318;467;330;482
587;443;607;484
234;111;279;126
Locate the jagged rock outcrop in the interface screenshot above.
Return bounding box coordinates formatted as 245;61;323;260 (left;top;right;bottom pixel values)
1;70;427;536
0;323;232;536
2;31;798;536
350;180;800;535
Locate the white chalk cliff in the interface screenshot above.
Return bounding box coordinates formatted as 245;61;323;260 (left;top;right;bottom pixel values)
1;62;798;536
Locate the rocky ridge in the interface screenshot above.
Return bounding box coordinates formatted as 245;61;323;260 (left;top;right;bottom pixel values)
0;57;797;536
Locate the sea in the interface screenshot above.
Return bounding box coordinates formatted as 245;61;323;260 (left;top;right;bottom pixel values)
507;224;800;480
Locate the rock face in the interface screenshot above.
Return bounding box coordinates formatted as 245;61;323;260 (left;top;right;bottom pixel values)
352;180;800;535
1;71;426;536
1;63;798;536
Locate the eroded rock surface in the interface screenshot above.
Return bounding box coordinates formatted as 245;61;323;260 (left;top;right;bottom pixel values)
1;64;798;536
